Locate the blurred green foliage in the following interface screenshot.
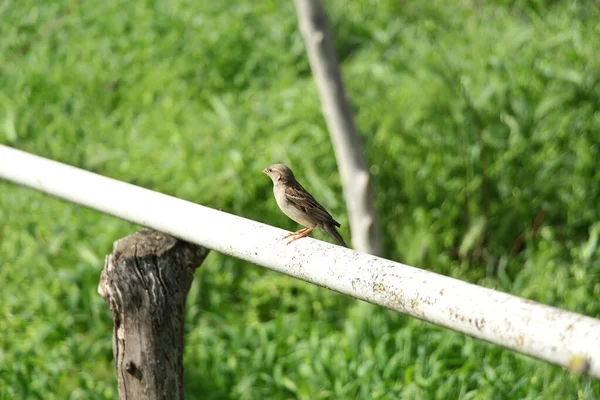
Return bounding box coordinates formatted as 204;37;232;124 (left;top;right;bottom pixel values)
1;0;599;398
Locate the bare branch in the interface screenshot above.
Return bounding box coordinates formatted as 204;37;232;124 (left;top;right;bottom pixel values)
294;0;383;255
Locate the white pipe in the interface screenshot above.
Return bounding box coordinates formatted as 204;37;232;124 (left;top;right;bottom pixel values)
1;144;599;378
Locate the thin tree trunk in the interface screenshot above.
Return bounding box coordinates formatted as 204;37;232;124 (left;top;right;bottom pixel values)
294;0;383;256
98;229;209;399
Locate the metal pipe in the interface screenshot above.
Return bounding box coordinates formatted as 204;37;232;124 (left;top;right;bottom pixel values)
1;144;598;378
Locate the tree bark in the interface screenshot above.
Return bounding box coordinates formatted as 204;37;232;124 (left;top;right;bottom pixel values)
98;229;209;400
294;0;383;256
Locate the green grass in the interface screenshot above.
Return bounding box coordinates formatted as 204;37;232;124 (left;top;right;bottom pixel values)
1;0;599;398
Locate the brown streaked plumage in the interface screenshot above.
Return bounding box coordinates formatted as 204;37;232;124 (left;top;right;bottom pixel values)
263;163;348;247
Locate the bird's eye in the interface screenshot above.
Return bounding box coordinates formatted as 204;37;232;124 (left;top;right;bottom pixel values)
268;168;272;172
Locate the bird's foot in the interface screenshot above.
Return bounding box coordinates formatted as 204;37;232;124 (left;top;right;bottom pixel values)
283;227;310;239
284;227;313;244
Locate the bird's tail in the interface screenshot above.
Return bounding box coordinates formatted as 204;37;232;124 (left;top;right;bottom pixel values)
323;224;349;248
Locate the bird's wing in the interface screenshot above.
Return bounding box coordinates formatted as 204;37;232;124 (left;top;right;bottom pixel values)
285;184;341;227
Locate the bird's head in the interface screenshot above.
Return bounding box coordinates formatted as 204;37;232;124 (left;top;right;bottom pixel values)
262;163;296;185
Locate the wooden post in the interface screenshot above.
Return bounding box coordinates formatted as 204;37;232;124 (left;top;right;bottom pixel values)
98;229;209;399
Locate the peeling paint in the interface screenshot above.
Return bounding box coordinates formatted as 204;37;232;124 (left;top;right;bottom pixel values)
475;318;486;331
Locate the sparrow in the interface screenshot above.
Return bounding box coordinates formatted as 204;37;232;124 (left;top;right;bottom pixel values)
263;163;348;247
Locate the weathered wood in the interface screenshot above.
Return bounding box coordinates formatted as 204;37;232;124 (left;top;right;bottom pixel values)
98;229;209;400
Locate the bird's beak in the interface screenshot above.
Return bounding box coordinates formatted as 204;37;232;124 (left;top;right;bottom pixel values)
262;168;268;175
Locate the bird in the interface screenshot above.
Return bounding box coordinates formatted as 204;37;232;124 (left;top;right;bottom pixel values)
263;163;348;247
